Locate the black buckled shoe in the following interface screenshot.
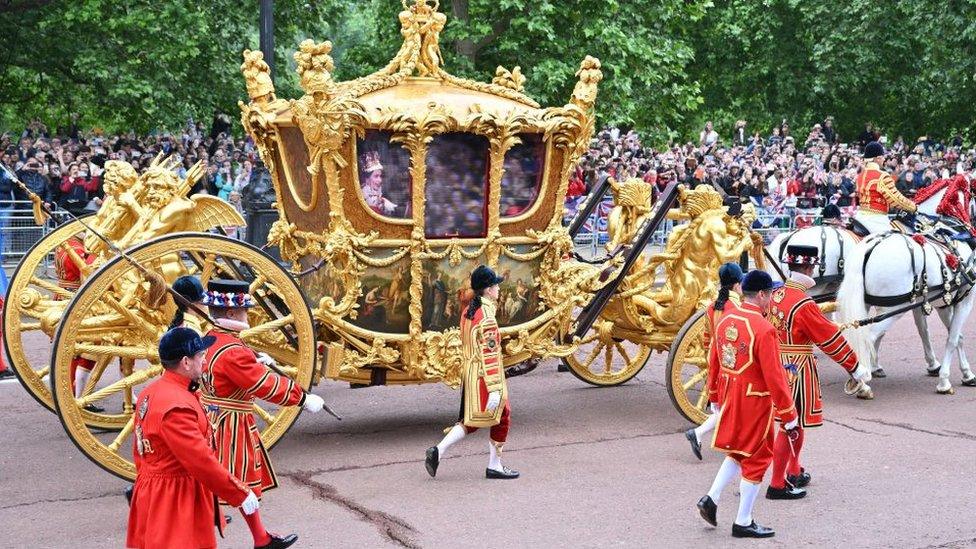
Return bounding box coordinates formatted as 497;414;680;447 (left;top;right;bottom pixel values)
697;495;717;526
83;403;105;413
765;485;806;500
256;533;298;549
732;521;775;538
0;369;15;380
486;466;519;479
685;429;703;461
787;470;811;488
425;446;439;478
124;485;133;505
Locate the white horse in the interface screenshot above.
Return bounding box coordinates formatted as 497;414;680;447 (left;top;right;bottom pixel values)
836;181;976;394
767;224;858;300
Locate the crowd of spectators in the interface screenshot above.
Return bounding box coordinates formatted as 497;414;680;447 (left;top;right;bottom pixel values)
1;115;973;243
569;120;975;229
0;113;258;223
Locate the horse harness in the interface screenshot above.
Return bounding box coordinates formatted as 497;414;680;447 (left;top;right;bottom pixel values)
778;225;847;286
861;231;976;311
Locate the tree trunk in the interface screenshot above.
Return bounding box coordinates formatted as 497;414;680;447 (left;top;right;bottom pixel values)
451;0;478;63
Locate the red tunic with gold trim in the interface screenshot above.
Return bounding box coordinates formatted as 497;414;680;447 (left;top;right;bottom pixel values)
459;298;509;430
127;370;249;549
856;161;916;214
708;302;797;479
705;298;740;405
768;279;858;428
54;236;94;292
200;328;306;500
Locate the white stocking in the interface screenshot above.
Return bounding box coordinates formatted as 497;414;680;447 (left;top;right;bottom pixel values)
694;412;719;443
735;479;761;526
436;424;466;458
75;368;92;398
707;456;741;504
487;441;503;472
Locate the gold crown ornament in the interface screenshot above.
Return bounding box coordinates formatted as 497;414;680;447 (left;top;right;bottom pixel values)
361;151;383;174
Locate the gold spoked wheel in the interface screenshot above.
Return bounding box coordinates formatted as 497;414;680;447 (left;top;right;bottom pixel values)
560;319;652;386
50;233;316;480
666;310;710;425
3;216;94;415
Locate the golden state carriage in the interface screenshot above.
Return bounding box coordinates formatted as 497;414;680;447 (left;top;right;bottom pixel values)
3;0;764;479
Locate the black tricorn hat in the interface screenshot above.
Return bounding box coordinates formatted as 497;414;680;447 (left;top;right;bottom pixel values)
471;265;504;291
864;141;885;158
785;245;820;265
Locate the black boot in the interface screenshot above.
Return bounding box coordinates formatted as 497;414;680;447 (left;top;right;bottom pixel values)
732;521;775;538
124;485;133;505
685;429;702;461
765;485;806;500
786;469;811;488
425;446;439;478
697;495;717;526
256;533;298;549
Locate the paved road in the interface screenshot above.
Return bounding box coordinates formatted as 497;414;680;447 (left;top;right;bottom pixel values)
1;313;975;548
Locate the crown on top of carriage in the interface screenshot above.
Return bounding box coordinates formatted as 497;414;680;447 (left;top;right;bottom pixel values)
238;0;602;249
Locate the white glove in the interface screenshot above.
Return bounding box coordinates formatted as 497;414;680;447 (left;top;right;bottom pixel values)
485;391;501;412
256;352;277;367
241;490;259;515
303;393;325;413
784;419;798;431
709;403;721;414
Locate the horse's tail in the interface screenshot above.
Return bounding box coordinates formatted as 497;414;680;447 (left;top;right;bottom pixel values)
836;241;873;379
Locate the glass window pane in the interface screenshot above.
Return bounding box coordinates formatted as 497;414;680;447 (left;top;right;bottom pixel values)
425;133;490;238
501;134;545;218
357;130;411;219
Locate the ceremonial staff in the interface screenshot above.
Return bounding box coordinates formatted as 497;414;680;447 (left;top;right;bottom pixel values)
0;163;342;420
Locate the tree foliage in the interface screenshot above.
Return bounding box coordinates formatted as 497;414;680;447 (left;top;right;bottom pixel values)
3;0;976;142
687;0;976;142
0;0;338;133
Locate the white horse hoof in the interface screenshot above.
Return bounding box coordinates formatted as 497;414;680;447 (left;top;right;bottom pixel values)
856;387;874;400
872;367;887;378
936;380;954;395
961;375;976;388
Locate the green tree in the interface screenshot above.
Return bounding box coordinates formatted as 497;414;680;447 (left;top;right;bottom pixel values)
0;0;339;134
305;0;712;142
688;0;976;143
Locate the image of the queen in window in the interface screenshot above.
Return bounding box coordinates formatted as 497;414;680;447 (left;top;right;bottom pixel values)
360;151;399;216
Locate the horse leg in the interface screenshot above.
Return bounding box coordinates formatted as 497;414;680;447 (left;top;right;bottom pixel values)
871;331;887;378
935;297;972;394
914;307;942;376
947;294;976;387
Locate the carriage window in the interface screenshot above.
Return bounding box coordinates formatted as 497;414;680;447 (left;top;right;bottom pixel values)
357;130;412;219
500;134;545;218
425;133;490;238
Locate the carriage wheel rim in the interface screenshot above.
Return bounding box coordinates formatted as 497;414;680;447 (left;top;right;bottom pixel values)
50;233;315;480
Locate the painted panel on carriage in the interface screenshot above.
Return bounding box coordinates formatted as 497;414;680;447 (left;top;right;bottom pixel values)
296;252;412;335
495;245;542;328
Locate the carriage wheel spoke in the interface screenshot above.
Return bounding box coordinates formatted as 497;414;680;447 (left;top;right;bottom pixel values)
19;321;42;331
603;344;614;374
108;416;135;452
613;341;632;367
695;388;709;411
683;368;708;391
77;364;162;407
579;332;600;346
196;252;217;285
30;276;73;298
81;356;113;396
36;366;50;380
581;342;603;369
